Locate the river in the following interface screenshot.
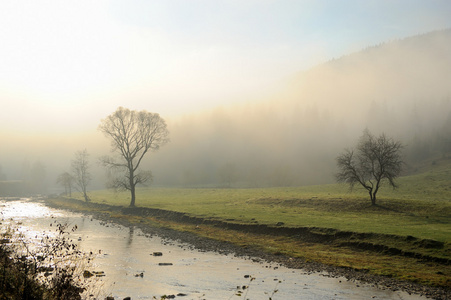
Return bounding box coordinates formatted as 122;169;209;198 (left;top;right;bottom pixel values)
0;198;425;299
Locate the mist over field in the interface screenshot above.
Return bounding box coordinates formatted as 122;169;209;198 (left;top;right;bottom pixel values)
147;30;451;187
1;29;451;193
2;4;451;297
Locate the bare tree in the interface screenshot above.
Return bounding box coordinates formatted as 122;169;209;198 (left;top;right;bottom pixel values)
71;149;91;202
56;172;74;197
98;107;169;207
336;130;403;205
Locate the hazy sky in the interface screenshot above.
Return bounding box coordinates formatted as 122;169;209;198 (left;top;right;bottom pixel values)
1;0;451;133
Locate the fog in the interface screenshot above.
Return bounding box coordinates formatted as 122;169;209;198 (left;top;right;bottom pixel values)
1;30;451;193
147;30;451;187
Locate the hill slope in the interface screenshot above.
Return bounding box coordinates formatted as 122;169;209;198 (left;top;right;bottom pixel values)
148;30;451;187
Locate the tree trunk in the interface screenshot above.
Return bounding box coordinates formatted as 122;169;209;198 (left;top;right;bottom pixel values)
129;168;136;207
130;185;136;207
371;192;376;206
83;191;90;202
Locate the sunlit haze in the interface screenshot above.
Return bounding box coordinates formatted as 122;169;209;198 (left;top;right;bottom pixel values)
2;1;450;129
1;1;451;189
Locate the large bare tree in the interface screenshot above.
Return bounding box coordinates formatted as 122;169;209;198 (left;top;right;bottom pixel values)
71;149;91;202
98;107;169;207
336;130;403;205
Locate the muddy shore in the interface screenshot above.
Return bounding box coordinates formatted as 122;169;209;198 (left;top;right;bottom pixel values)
44;198;450;300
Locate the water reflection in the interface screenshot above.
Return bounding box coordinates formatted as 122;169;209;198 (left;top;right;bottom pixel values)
127;226;134;248
0;198;58;219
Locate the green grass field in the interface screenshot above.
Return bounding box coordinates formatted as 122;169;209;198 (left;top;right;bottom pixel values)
64;157;451;287
82;157;451;242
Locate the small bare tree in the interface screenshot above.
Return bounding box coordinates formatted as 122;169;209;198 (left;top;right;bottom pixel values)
336;130;403;205
98;107;169;207
71;149;91;202
56;172;74;197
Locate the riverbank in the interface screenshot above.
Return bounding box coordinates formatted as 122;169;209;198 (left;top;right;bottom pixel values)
0;212;84;300
44;197;449;299
0;246;48;299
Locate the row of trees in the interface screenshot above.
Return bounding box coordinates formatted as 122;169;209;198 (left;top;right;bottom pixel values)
57;107;169;207
56;149;91;201
56;107;405;207
0;161;47;196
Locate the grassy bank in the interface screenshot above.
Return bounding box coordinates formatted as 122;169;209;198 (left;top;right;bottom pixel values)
82;160;450;241
60;158;450;288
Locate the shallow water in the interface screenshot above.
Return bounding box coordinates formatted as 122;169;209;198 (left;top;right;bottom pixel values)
0;199;425;299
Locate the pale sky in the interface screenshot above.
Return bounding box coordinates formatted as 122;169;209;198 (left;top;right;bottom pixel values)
1;0;451;133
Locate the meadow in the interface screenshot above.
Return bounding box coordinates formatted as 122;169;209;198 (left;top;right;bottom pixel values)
65;157;451;287
85;158;450;241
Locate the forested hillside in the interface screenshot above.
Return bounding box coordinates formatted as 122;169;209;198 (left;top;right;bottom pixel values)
148;30;451;187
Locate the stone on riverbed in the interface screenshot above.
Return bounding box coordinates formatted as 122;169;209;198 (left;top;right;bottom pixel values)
83;270;94;278
94;271;105;277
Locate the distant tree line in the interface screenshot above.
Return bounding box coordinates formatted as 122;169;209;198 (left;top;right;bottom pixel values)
144;97;451;188
0;161;47;196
